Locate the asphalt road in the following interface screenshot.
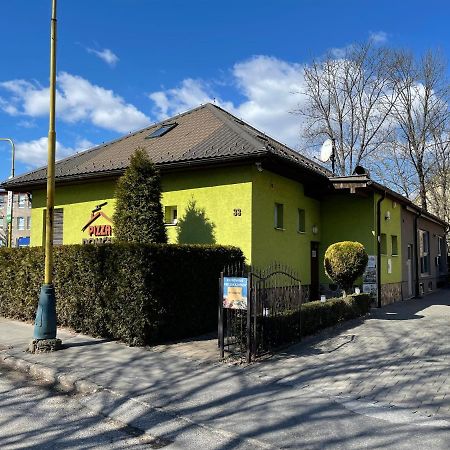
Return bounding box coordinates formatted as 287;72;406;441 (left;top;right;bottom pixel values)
0;365;164;449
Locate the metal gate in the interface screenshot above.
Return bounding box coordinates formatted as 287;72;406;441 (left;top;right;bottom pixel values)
218;263;302;362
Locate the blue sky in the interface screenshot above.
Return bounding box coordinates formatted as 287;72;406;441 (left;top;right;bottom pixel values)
1;0;449;182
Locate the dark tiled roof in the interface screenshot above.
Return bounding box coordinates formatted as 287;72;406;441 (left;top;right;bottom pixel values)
2;103;330;189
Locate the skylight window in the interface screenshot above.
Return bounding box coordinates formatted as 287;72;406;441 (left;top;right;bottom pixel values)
146;123;177;139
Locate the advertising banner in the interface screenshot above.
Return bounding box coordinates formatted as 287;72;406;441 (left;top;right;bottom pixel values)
223;277;248;310
363;255;377;296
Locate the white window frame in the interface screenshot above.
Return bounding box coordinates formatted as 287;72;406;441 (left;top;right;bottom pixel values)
274;203;284;230
419;230;430;275
18;194;26;209
164;206;178;225
17;216;25;231
297;208;306;233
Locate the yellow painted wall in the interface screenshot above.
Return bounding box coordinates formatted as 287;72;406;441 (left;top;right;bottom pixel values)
161;166;253;261
378;195;402;284
31;167;253;262
30;180;117;246
251;167;321;283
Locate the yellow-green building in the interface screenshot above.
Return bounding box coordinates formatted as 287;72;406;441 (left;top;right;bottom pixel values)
2;104;447;305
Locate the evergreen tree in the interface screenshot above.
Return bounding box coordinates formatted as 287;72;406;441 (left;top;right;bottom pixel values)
113;147;167;244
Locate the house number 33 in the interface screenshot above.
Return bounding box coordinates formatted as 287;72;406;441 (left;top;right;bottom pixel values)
233;209;242;216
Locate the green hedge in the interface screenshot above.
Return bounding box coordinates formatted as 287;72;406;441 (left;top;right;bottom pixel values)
300;293;371;336
259;293;371;349
0;244;244;345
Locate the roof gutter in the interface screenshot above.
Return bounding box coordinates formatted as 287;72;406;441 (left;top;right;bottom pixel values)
376;190;387;308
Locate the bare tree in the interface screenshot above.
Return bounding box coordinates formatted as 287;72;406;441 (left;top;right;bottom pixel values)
426;128;450;222
388;50;449;210
297;43;398;175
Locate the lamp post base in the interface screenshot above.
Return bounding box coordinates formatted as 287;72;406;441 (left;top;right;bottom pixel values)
33;284;59;341
28;338;62;354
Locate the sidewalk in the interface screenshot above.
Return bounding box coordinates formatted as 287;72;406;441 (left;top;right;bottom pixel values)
1;290;450;449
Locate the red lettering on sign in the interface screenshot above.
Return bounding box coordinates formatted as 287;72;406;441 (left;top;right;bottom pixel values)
88;224;113;237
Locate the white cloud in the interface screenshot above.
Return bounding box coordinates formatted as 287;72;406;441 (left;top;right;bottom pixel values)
231;56;306;146
87;48;119;67
369;31;388;44
148;55;307;147
0;72;150;133
15;137;94;168
149;79;233;120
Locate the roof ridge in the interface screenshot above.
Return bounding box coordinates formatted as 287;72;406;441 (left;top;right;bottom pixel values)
205;103;330;176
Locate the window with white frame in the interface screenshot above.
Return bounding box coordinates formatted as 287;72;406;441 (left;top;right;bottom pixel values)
164;206;178;225
17;216;25;231
274;203;284;229
18;194;26;208
419;230;430;275
437;236;444;272
391;235;398;256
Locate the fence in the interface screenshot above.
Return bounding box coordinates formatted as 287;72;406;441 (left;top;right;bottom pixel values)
218;262;302;362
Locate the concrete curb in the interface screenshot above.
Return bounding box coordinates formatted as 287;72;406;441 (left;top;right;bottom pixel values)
0;351;101;395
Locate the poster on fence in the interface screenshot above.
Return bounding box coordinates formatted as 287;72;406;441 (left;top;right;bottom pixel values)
223;277;248;310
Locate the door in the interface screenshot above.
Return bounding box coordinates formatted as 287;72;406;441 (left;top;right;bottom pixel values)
406;244;413;298
310;242;320;301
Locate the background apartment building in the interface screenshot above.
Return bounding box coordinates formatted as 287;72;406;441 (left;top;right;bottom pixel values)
0;188;31;247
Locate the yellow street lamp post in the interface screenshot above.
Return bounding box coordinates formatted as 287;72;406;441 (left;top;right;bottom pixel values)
31;0;61;351
0;138;15;247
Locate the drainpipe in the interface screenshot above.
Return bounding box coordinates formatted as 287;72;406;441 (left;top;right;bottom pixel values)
376;191;386;308
414;211;422;298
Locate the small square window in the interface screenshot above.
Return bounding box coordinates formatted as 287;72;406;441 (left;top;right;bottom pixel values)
274;203;284;229
298;209;306;233
164;206;178;225
380;233;387;255
391;235;398;256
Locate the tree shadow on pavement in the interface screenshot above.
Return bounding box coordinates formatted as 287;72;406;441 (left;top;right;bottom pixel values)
1;289;449;449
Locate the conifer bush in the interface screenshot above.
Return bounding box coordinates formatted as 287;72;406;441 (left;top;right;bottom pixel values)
324;241;368;294
113;147;167;244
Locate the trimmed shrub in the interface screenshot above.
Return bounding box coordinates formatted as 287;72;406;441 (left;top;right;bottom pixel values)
113;148;167;244
324;241;368;293
0;244;244;346
300;293;371;336
261;294;371;347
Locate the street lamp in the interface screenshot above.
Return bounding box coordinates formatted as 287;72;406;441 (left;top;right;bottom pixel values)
0;138;15;247
31;0;61;352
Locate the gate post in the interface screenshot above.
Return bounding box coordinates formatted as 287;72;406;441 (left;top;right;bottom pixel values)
246;272;252;363
218;272;224;359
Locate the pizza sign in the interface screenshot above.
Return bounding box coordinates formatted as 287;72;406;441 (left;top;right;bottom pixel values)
81;202;113;245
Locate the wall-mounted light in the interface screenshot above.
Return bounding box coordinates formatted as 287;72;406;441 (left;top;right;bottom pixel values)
255;162;263;172
312;225;318;235
385;211;391;221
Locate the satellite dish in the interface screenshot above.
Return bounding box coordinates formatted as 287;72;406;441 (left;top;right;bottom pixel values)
319;139;333;162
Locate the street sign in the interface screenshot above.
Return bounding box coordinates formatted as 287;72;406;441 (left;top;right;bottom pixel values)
6;191;12;224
